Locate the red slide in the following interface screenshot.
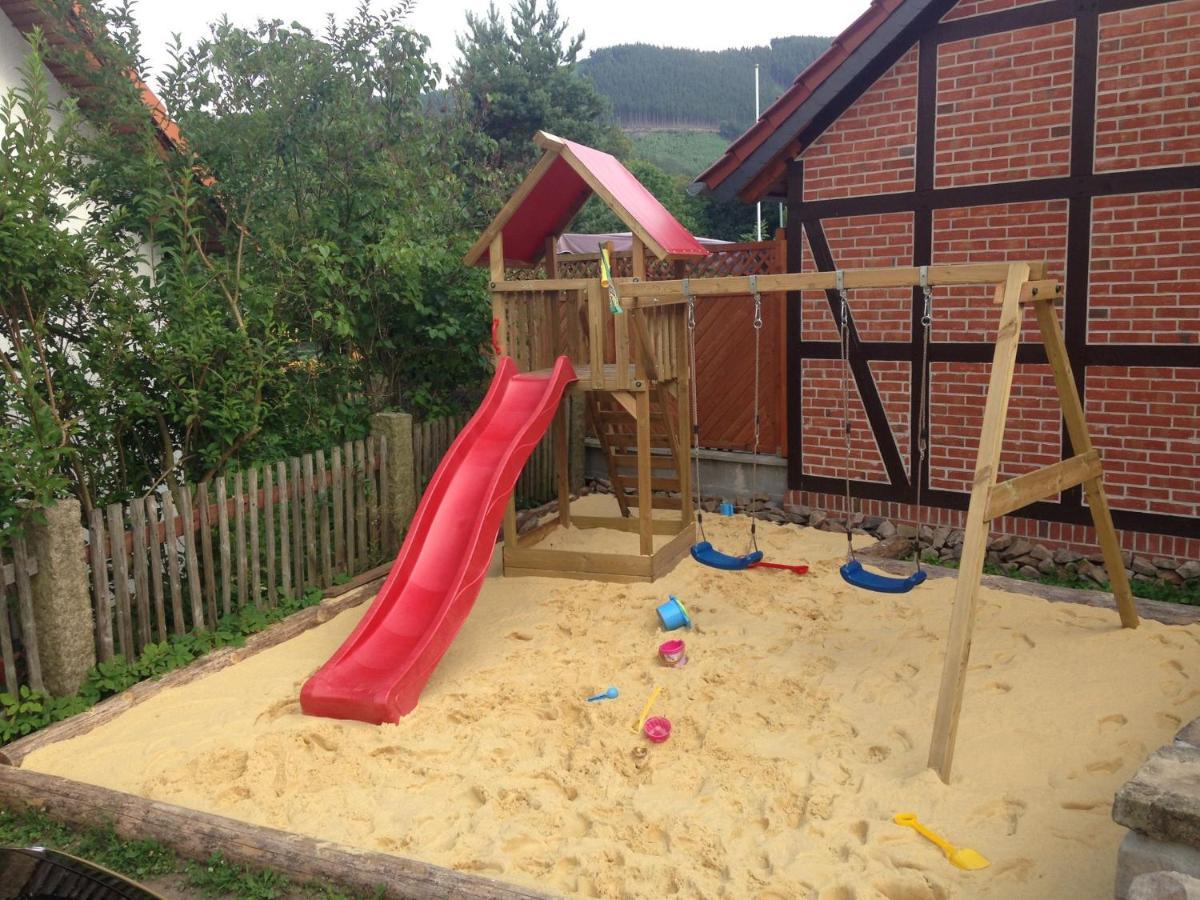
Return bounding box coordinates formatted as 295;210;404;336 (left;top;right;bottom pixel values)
300;356;577;724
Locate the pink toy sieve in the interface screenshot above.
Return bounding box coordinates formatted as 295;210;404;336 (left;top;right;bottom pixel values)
658;639;687;667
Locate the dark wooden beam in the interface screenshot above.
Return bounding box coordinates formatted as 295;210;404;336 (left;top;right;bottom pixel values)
801;219;912;495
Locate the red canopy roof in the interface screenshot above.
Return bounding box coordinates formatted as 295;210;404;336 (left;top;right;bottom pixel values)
464;132;708;268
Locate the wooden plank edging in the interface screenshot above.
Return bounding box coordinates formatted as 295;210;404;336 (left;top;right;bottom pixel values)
0;766;553;900
0;577;386;767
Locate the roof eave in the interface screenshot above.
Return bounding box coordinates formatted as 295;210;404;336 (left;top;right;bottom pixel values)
693;0;946;204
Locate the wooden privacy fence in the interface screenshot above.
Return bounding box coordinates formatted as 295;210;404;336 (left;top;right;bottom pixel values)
86;436;391;663
413;408;574;508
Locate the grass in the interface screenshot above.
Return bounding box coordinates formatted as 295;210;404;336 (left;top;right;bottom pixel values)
913;551;1200;606
628;129;731;179
0;808;375;899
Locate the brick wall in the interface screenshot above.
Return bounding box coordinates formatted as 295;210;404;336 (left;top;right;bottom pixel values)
789;0;1199;557
1089;189;1200;344
1096;1;1200;172
935;21;1075;188
802;47;918;201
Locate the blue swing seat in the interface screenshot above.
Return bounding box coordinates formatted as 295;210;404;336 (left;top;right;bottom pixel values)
840;559;927;594
691;541;764;571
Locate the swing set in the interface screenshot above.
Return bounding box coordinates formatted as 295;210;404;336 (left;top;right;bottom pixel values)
468;132;1139;781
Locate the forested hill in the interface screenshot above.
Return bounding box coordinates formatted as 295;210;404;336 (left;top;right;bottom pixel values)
578;35;831;135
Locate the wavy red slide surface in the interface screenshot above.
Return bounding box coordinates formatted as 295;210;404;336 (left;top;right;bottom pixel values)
300;356;577;723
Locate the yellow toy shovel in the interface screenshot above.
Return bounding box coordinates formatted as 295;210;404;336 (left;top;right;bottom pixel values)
894;813;989;870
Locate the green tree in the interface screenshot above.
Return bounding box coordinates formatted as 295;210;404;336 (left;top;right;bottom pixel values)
452;0;627;173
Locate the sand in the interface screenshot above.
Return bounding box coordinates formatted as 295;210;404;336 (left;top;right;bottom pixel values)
24;494;1200;899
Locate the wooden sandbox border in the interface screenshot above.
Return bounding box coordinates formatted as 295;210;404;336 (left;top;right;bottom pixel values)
0;568;554;900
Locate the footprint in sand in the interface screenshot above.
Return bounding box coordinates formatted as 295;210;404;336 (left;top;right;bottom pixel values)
985;681;1013;694
889;727;915;752
1163;659;1188;677
850;820;870;845
864;745;892;764
254;697;301;724
1085;757;1125;775
1157;711;1182;730
1098;713;1128;734
1015;632;1036;649
1061;798;1108;812
973;796;1026;836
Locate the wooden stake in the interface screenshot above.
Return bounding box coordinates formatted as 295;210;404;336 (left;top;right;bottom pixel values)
144;495;166;640
215;477;232;617
197;482;218;627
88;507;114;662
264;465;277;608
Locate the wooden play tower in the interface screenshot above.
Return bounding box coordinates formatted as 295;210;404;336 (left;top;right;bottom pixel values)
464;132;706;583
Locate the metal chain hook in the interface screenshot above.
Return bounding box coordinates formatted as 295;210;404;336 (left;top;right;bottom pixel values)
919;265;933;327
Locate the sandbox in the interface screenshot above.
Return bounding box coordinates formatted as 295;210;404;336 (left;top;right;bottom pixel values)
18;495;1200;898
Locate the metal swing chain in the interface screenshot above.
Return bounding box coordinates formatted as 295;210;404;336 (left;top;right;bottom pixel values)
685;282;707;543
749;276;763;553
838;271;855;564
914;267;934;575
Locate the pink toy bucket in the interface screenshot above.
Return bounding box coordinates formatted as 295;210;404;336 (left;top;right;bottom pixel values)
643;716;672;743
658;639;687;667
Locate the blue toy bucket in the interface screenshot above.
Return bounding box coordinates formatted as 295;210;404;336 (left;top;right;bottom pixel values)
718;501;734;516
657;595;691;631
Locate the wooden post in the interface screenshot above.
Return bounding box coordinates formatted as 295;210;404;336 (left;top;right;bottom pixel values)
233;472;247;609
215;477;232;617
490;234;507;357
928;263;1028;782
106;503;133;658
277;461;292;601
88;508;114;662
1032;298;1139;629
197;482;218;627
179;485;203;628
636;389;654;556
554;403;571;528
145;496;167;641
11;537;44;693
609;240;629;388
675;309;694;526
129;499;151;650
162;491;185;636
247;469;261;607
263;466;277;608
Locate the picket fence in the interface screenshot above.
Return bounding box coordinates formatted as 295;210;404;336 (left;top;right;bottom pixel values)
1;401;580;696
0;543;41;693
84;436;391;665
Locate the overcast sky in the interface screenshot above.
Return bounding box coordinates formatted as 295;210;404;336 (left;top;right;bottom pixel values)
133;0;867;88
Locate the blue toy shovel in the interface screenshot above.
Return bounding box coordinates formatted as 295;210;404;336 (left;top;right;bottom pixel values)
587;687;619;702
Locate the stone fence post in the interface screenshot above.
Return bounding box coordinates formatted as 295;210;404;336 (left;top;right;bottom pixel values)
370;412;415;550
26;497;95;696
